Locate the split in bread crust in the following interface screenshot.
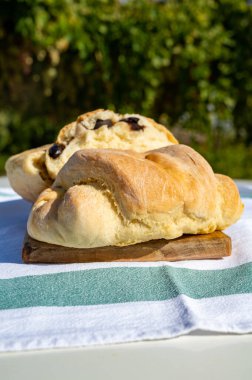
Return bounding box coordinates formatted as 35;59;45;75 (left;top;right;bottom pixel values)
5;109;178;202
27;145;243;248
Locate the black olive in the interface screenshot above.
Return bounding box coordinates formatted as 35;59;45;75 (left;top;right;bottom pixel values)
121;117;140;124
129;123;145;131
48;143;65;159
94;119;113;129
119;117;145;131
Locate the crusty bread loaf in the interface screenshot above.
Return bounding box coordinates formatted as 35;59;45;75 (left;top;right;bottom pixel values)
5;109;177;202
27;145;243;248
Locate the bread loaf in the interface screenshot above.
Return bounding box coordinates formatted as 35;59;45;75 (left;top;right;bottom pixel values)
5;145;53;202
27;145;243;248
5;109;177;202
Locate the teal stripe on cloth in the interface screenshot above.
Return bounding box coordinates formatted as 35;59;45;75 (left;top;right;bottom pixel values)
1;263;252;310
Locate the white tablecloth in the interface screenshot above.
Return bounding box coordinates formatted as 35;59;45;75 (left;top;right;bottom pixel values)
0;186;252;352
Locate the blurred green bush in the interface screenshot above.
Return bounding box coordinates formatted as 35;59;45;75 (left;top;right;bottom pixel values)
0;0;252;177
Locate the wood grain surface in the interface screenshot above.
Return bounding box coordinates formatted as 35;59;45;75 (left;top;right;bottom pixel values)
22;231;231;264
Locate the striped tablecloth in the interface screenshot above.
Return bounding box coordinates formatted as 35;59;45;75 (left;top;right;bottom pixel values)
0;185;252;352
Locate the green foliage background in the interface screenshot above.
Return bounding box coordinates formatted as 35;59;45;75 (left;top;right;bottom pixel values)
0;0;252;177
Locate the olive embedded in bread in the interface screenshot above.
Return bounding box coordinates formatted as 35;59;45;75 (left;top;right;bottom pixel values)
48;144;65;159
94;119;113;129
119;117;145;131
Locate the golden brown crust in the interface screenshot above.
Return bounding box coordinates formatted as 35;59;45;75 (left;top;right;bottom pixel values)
28;145;243;248
215;174;244;227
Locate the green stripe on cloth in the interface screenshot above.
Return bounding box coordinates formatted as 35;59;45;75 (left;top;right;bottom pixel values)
1;263;252;310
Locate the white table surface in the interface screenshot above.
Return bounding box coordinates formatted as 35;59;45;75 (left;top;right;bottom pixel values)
1;176;252;380
1;334;252;380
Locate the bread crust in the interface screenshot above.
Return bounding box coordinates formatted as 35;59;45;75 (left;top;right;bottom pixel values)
27;145;243;248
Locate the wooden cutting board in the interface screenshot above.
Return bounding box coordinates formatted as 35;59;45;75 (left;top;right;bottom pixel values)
22;231;231;264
